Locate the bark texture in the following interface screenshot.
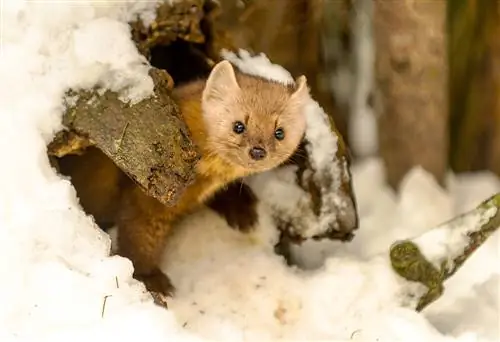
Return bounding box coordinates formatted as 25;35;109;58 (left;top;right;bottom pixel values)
48;69;200;206
449;0;500;175
131;0;206;58
374;0;448;189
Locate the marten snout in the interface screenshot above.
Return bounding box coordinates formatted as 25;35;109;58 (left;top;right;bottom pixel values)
249;147;267;160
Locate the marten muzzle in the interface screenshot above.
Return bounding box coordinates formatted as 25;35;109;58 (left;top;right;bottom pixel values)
249;147;267;160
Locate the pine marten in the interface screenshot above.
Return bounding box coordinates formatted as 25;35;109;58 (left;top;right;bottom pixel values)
57;60;310;307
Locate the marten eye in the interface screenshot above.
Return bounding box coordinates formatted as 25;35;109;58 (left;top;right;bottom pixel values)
274;128;285;140
233;121;245;134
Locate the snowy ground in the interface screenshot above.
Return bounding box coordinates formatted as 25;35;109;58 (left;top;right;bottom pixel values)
0;1;499;342
158;160;500;342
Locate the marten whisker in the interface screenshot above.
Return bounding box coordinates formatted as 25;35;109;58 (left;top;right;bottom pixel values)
238;179;244;195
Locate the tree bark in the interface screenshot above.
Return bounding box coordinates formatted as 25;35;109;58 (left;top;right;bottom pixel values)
48;69;200;207
374;0;448;189
449;0;500;174
130;0;206;59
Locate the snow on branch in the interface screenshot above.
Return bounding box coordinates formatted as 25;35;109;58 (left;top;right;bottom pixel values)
389;193;500;311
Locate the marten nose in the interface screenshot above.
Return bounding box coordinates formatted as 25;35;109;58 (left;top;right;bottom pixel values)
249;147;267;160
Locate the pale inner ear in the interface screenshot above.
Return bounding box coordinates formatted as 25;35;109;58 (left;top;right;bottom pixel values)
202;60;240;104
292;75;309;99
288;75;310;111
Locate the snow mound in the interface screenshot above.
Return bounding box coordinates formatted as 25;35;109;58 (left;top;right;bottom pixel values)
162;157;500;341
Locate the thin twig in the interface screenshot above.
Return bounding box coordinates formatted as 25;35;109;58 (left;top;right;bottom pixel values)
114;122;129;152
101;295;112;318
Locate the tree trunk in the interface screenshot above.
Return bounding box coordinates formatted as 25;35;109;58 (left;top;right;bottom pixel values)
374;0;448;190
448;0;500;174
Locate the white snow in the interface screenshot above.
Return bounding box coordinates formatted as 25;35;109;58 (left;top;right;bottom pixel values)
222;49;295;85
412;202;497;271
1;2;499;342
0;1;200;341
158;159;500;342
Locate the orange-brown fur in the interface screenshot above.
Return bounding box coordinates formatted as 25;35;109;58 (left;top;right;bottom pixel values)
57;61;309;305
57;148;125;228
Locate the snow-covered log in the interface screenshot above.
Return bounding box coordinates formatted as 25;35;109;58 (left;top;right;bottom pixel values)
48;68;200;207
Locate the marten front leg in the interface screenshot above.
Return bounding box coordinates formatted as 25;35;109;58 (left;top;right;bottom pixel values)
116;184;175;307
207;181;259;232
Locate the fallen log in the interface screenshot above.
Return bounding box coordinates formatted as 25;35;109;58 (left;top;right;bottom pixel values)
48;68;200;206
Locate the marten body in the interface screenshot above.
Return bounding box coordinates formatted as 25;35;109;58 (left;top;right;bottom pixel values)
58;61;310;306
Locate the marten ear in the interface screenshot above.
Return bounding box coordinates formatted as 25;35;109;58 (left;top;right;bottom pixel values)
291;75;309;100
202;60;240;104
289;75;309;109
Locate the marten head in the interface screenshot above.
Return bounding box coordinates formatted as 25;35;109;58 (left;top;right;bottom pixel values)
201;60;309;173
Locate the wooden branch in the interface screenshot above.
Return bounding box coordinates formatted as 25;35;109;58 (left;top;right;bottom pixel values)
389;193;500;311
48;68;200;206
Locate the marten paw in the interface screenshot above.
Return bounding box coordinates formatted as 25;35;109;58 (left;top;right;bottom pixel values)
136;268;175;308
222;203;258;232
207;182;259;232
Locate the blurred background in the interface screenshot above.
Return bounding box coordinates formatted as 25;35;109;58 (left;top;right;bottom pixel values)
202;0;500;191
